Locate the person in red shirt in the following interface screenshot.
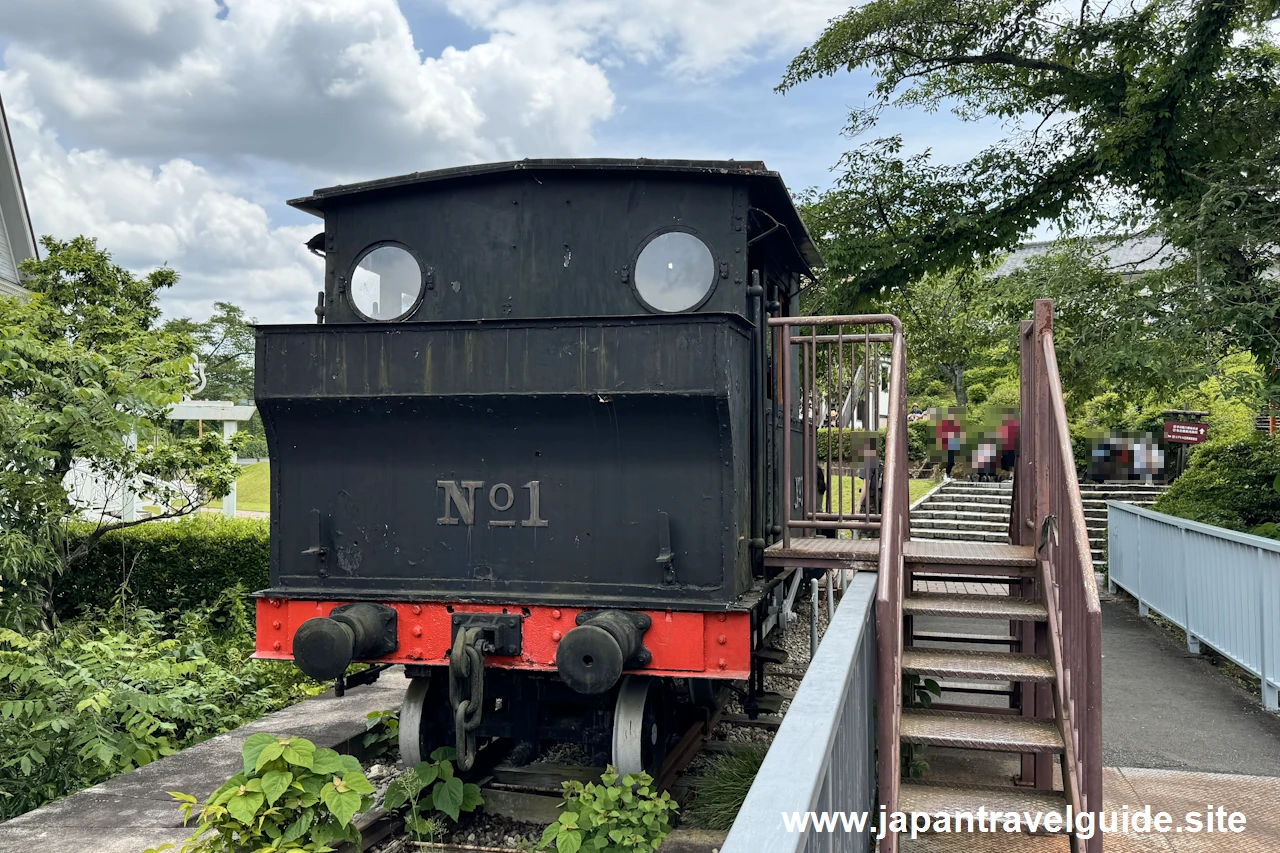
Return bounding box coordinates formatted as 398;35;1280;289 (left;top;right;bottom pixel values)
999;414;1019;476
936;409;961;478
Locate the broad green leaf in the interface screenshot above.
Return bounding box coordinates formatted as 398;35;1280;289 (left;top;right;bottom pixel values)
433;776;464;821
281;738;316;769
310;749;344;775
242;733;276;775
429;746;456;762
261;770;293;806
342;772;375;795
410;761;439;788
326;789;361;827
383;779;409;811
281;810;313;843
460;782;484;812
556;829;582;853
255;741;286;772
226;791;264;825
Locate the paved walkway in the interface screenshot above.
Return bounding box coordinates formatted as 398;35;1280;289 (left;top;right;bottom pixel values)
1101;594;1280;775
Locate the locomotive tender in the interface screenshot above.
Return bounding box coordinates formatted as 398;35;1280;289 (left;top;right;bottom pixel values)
253;159;822;775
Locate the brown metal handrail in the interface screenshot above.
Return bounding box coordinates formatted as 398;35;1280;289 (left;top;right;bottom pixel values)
768;313;910;849
1012;300;1104;852
875;322;910;853
769;314;905;544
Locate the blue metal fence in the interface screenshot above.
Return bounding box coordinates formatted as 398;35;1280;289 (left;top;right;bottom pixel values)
1108;501;1280;710
721;571;878;853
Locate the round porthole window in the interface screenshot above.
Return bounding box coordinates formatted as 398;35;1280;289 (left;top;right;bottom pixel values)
633;230;716;312
350;245;423;321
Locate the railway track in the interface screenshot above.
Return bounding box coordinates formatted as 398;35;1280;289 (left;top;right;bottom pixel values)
338;705;786;852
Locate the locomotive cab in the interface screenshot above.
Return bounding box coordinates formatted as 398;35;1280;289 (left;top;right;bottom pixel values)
254;159;820;774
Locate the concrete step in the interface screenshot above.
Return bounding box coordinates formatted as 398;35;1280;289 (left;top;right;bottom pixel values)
916;500;1012;515
911;527;1010;543
939;480;1014;490
911;509;1011;523
908;517;1010;533
1081;496;1157;506
930;493;1013;507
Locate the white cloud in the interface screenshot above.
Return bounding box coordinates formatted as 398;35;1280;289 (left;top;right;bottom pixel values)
3;69;323;323
0;0;616;178
0;0;850;323
445;0;848;77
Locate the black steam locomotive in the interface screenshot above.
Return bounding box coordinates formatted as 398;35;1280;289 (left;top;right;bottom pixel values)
253;159;822;775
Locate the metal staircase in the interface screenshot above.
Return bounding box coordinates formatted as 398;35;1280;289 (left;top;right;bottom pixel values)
761;301;1102;852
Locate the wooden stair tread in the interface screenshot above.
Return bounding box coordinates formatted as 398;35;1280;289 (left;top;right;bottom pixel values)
904;593;1047;621
901;709;1063;753
904;540;1036;567
903;648;1055;683
763;537;879;562
899;782;1067;826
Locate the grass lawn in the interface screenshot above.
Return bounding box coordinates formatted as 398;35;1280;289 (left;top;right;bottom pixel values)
209;461;271;513
827;476;939;525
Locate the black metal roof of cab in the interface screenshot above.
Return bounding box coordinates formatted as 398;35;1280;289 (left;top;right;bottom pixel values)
287;157;821;273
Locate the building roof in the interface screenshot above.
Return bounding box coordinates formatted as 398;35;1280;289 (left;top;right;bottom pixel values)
992;233;1178;278
0;89;37;297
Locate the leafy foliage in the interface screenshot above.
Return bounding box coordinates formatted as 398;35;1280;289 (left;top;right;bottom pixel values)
989;242;1225;402
537;767;679;853
901;674;942;778
1154;433;1280;535
881;267;1002;405
0;590;318;821
0;236;240;630
783;1;1280;377
54;516;269;619
163;302;257;404
146;734;375;853
383;746;483;841
360;709;400;763
686;747;767;831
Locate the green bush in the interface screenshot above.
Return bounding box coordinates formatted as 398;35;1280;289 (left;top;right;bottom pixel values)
815;425;930;466
147;733;375;852
538;767;679;853
0;591;318;821
55;516;269;619
1154;433;1280;536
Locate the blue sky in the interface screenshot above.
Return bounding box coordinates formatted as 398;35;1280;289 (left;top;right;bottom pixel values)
0;0;1010;323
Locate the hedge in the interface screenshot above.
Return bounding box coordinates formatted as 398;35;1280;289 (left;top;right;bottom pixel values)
1152;433;1280;538
55;516;270;619
815;423;931;466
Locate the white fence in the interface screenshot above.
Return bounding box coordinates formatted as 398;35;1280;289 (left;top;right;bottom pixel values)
722;571;878;853
1108;502;1280;710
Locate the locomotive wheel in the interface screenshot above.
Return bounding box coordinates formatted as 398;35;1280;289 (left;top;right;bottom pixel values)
399;673;451;766
611;675;668;778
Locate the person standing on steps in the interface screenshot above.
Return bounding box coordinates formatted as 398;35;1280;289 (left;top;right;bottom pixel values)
936;407;961;480
998;412;1019;479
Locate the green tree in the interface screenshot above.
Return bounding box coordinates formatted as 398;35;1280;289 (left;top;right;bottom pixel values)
0;237;240;630
163;301;256;402
882;267;1002;405
989;240;1224;403
783;0;1280;373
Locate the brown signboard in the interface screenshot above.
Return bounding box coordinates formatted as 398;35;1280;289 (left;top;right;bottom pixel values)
1164;420;1208;445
